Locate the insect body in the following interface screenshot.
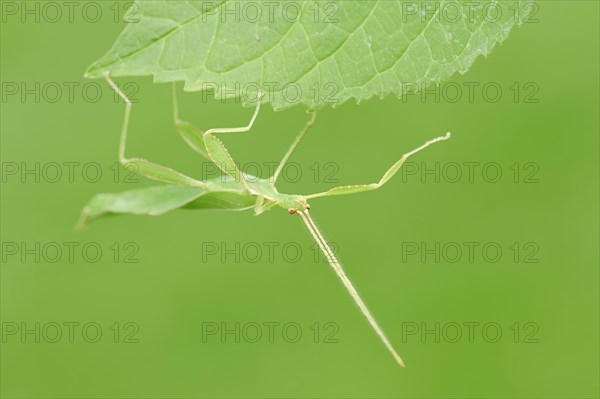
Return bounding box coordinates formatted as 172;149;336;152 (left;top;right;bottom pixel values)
78;73;451;368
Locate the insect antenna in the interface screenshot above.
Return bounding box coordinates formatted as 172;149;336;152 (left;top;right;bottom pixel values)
297;210;406;368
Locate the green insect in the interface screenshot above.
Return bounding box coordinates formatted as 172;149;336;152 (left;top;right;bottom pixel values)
78;73;451;368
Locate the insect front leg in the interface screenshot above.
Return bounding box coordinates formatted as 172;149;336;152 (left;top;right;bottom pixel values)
202;93;263;191
272;112;317;183
104;73;204;187
305;133;451;199
171;83;210;160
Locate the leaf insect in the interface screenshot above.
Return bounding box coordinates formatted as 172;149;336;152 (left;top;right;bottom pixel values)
78;73;451;368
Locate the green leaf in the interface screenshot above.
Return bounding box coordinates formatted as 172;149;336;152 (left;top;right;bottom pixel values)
86;0;533;110
76;184;254;230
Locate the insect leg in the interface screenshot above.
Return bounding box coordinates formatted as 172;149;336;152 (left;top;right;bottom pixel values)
272;112;317;183
104;73;204;187
305;133;451;199
253;195;265;215
202;94;263;191
172;83;210;160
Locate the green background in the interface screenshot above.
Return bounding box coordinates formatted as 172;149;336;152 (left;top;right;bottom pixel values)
1;1;598;398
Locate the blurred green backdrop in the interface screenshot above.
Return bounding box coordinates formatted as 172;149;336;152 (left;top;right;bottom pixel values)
1;1;598;398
